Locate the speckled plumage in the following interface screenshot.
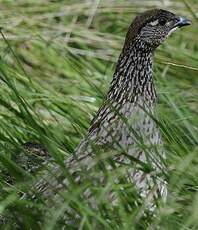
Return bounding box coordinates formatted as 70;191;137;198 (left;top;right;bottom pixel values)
67;37;166;205
27;9;191;212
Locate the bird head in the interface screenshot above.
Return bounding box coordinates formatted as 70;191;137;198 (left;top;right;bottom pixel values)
123;9;191;51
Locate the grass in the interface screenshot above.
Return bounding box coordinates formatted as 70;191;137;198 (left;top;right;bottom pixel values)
0;0;197;229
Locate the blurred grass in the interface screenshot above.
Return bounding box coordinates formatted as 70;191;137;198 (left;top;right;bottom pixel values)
0;0;197;229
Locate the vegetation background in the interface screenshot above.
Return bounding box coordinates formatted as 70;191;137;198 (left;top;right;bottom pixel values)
0;0;197;229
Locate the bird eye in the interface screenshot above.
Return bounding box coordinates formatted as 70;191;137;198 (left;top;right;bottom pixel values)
159;18;167;26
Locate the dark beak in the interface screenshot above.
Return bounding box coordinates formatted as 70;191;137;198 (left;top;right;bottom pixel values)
174;16;191;28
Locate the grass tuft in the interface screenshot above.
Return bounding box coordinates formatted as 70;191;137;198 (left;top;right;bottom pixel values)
0;1;197;229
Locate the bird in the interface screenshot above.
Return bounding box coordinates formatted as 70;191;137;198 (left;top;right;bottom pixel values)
22;8;191;223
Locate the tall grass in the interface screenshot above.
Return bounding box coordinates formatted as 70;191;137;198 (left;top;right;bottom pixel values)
0;0;197;229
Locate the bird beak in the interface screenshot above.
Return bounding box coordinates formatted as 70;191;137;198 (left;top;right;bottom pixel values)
174;16;191;28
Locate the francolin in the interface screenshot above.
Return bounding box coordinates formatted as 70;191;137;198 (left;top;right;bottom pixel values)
29;9;191;213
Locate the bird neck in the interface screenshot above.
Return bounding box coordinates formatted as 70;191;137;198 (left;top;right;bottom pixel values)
108;41;156;106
